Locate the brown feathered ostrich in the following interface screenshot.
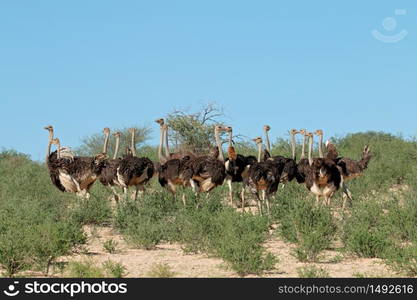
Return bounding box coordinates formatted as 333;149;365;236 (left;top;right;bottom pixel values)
318;131;372;208
263;125;298;184
44;125;107;198
187;125;227;195
244;137;282;215
116;128;155;200
304;132;342;206
98;129;125;202
224;126;257;206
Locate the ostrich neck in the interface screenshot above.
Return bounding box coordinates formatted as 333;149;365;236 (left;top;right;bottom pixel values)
131;131;137;157
164;126;170;158
264;129;271;153
103;132;110;154
113;137;120;160
215;130;224;161
318;134;324;158
228;131;233;149
308;135;313;166
57;141;61;159
158;127;165;162
45;129;54;163
301;135;307;159
291;133;296;160
46;141;52;163
257;143;262;163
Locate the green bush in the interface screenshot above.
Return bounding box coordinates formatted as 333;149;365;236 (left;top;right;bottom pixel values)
102;260;128;278
71;195;112;226
0;152;86;277
342;200;393;258
147;263;176;278
385;244;417;277
209;210;276;276
297;265;330;278
103;239;118;254
66;261;105;278
277;198;336;262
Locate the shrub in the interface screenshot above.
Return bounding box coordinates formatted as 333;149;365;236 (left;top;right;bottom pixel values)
342;200;393;258
385;244;417;277
103;239;118;254
102;260;128;278
66;261;105;278
208;210;276;276
147;263;176;278
71;196;112;226
297;265;330;278
278;198;336;262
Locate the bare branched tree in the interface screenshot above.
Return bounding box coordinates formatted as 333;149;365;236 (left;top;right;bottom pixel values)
166;103;226;154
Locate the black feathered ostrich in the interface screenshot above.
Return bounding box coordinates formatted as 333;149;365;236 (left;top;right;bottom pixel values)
295;129;311;184
44;125;107;198
116;128;155;200
156;119;194;205
263;125;298;184
304;132;342;206
223;126;257;206
316;130;372;208
98;129;126;202
186;125;227;194
244;137;283;215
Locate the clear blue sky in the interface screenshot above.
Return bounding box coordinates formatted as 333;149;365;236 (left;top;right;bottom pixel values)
1;1;416;161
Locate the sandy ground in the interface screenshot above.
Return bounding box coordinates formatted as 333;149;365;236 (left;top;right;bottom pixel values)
49;223;396;278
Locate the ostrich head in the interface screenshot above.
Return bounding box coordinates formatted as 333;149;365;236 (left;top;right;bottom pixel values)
155;118;165;126
103;127;110;135
214;125;225;133
224;126;233;133
252;137;263;145
113;132;121;138
44;125;53;132
263;125;271;132
314;129;323;136
290;129;298;135
299;129;306;136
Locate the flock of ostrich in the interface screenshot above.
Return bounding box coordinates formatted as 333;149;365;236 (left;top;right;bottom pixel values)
44;120;372;215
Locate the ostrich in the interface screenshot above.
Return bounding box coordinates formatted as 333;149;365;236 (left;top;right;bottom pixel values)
116;128;155;200
223;126;257;206
155;118;196;161
187;125;227;194
98;129;125;202
244;137;282;215
263;126;298;184
295;129;311;184
155;118;168;163
304;132;342;206
320;132;372;208
44;126;107;198
155;120;196;205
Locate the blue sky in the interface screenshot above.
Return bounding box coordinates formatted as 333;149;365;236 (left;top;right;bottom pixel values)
0;1;416;160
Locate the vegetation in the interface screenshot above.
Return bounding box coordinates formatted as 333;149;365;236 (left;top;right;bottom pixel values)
297;265;330;278
147;263;177;278
2;104;417;278
103;239;119;254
